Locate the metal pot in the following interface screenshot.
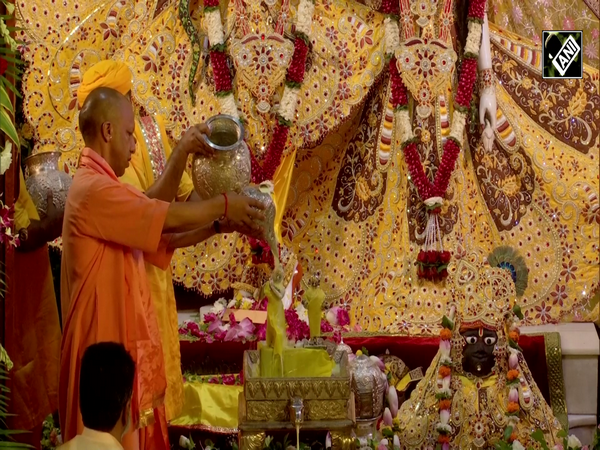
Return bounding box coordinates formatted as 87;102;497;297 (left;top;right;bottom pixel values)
191;115;251;199
349;354;387;421
23;152;72;216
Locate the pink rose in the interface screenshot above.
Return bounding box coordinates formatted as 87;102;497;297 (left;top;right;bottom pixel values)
203;312;219;324
321;320;334;333
256;322;267;341
336;308;350;327
222;375;236;385
326;307;341;326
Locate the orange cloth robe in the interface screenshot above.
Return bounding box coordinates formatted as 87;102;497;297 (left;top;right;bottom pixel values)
59;148;171;449
119;114;191;421
6;169;61;431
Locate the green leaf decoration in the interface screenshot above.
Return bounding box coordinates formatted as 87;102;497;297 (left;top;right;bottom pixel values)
0;108;19;146
361;346;369;356
503;426;513;441
0;85;14;115
531;429;551;450
441;315;454;330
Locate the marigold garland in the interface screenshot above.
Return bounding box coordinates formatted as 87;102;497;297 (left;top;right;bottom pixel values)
383;0;487;281
435;310;455;449
204;0;314;183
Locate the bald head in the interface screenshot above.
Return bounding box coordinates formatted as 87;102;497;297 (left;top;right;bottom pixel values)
79;87;136;177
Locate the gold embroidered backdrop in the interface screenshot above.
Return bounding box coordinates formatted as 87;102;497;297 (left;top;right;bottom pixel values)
16;0;599;333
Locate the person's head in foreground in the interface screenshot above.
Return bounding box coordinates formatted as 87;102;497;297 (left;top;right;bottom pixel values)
80;342;135;442
79;87;136;177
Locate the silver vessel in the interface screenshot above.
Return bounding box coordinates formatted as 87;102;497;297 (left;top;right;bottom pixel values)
23;152;72;216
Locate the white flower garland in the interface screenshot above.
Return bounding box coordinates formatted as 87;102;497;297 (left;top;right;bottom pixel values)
449;110;467;142
295;0;315;36
397;109;413;143
204;0;315;121
383;17;400;55
220;93;239;117
205;9;225;46
278;86;300;122
465;21;483;55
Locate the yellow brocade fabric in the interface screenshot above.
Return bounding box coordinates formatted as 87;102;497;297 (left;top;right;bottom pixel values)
119;114;192;421
273;149;296;242
259;345;335;378
170;382;242;431
17;0;599;330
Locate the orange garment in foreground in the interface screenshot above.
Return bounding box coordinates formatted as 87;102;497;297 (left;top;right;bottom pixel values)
59;148;171;450
6;169;61;432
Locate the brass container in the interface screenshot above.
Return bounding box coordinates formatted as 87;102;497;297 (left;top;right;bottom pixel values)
349;355;387;421
23;152;72;216
191;115;251;199
241;349;353;423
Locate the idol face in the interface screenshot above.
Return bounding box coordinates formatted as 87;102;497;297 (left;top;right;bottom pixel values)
460;328;498;377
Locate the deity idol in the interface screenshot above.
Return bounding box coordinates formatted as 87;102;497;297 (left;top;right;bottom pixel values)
395;268;562;449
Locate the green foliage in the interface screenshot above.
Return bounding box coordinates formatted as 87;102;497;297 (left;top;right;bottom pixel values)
0;352;33;448
0;0;24;149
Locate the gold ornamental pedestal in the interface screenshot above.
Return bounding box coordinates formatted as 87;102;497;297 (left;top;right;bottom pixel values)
238;350;356;450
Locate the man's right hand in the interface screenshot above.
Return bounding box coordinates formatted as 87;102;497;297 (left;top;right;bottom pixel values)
225;192;266;230
177;123;214;157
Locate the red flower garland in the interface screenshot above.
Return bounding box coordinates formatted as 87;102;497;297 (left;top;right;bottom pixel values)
209;50;232;92
386;0;487;280
207;2;311;183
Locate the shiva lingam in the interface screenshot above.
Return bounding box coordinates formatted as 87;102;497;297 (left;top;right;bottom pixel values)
238;349;356;450
191;114;251;199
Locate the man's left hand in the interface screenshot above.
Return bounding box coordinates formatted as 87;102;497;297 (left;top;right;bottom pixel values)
177;123;214;157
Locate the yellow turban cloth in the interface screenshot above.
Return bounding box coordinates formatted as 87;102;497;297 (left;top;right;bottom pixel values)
77;61;132;107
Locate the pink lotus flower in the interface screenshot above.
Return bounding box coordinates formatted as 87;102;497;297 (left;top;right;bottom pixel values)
213;327;227;341
442;443;449;450
509;352;519;370
207;317;224;334
509;388;519;403
370;355;385;372
440;339;451;353
225;318;255;342
383;407;393;425
393;435;400;448
387;386;399;417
